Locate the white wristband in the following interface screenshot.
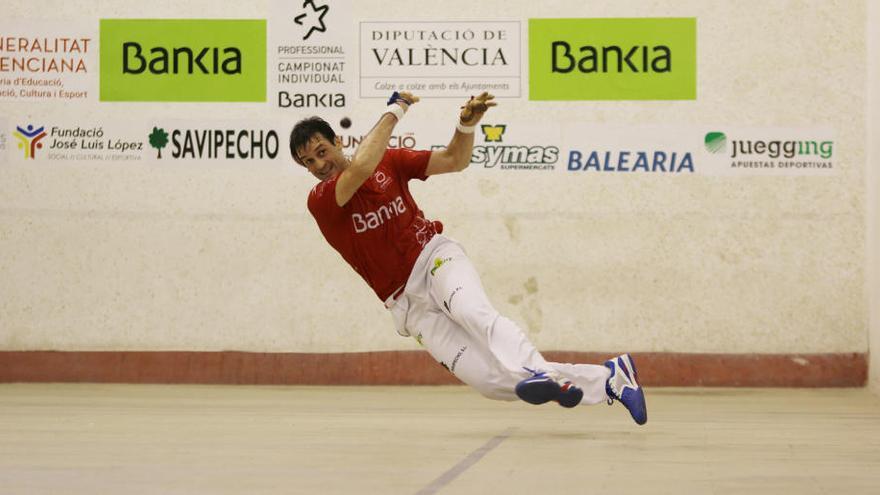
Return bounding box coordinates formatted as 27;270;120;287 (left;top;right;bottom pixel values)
385;104;406;122
456;121;476;134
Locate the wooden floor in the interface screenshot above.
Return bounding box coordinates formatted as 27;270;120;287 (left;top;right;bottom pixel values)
1;384;878;494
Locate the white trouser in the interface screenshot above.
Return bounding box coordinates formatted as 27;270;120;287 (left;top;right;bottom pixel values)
387;235;610;405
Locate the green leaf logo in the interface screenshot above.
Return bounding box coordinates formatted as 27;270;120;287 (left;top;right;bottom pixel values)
705;132;726;154
149;127;169;159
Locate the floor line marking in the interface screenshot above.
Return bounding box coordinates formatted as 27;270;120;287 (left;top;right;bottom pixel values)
414;427;517;495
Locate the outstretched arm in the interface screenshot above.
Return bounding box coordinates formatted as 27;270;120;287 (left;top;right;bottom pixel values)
335;92;420;206
426;92;496;176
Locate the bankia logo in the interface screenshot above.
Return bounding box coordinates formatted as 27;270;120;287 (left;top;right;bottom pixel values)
14;124;47;159
529;18;696;100
100;19;267;102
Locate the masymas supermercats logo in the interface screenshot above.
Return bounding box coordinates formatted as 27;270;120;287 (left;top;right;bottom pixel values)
430;123;558;171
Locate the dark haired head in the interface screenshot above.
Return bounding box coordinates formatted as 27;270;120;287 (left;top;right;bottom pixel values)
289;116;336;165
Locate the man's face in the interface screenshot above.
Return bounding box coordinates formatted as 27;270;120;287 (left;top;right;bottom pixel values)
296;133;346;182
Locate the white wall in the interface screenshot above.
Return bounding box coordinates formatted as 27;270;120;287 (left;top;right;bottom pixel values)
869;0;880;393
0;0;870;355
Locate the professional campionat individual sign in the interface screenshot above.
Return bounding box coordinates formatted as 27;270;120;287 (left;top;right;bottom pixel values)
269;0;355;111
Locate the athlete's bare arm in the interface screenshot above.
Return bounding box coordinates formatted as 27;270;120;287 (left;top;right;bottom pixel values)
426;92;496;176
335;92;420;206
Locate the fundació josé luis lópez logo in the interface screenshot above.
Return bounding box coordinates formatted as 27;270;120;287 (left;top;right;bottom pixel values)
705;132;727;153
100;19;266;102
14;124;47;159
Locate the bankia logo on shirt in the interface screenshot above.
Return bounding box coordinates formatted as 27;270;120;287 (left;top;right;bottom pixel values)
352;196;406;233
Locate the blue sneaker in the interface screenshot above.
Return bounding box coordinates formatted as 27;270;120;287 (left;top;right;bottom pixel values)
604;354;647;425
515;368;584;408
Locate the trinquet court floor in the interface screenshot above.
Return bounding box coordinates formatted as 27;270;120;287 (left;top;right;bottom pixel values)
1;384;878;494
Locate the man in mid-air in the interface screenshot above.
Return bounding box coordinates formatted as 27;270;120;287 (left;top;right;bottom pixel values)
289;91;646;424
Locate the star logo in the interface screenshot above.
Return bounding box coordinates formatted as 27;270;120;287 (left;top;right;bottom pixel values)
294;0;329;41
